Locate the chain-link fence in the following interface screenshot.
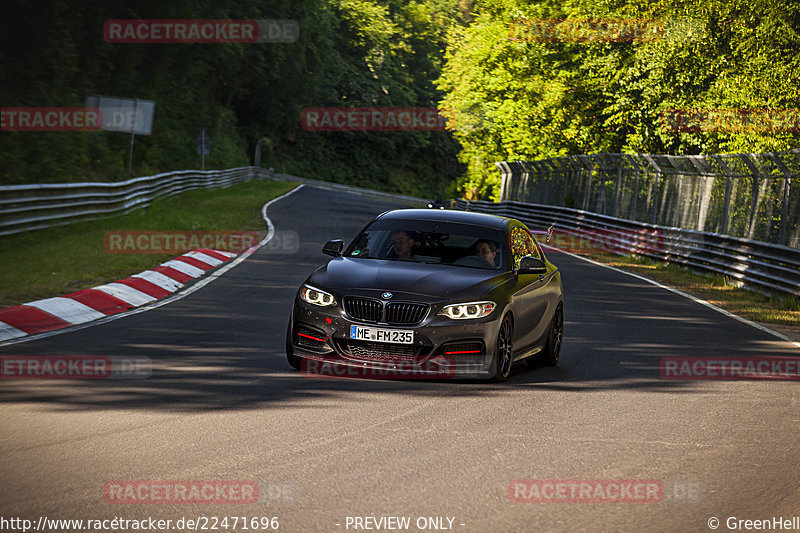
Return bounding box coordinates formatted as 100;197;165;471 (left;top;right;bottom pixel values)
497;149;800;248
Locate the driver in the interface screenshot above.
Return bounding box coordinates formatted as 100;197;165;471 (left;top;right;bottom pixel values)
391;231;416;260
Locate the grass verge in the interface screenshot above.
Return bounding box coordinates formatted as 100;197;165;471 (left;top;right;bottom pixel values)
573;251;800;342
0;179;298;307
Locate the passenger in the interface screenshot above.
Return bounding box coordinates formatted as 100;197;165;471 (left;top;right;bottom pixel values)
474;239;498;268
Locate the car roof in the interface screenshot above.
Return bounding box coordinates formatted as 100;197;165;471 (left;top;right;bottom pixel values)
376;208;516;230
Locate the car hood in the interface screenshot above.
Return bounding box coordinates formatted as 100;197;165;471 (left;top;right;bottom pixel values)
308;257;508;301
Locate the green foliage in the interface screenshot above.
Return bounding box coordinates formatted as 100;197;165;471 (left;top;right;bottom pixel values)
436;0;800;199
6;0;795;200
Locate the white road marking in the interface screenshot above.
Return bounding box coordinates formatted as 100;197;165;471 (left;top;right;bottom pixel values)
94;283;157;306
160;259;206;278
131;270;184;292
0;321;28;340
25;297;107;324
184;250;224;267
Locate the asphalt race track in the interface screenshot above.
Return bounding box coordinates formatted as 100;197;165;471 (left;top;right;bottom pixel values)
1;185;798;533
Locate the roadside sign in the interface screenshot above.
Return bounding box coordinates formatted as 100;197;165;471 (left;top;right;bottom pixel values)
196;129;211;155
85;95;155;135
196;129;211;170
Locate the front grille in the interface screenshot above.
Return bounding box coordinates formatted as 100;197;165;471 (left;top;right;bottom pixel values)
343;297;428;325
385;303;428;324
343;297;382;322
336;339;420;363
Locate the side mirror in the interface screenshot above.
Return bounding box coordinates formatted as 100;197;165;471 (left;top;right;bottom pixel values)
518;256;547;275
322;239;344;257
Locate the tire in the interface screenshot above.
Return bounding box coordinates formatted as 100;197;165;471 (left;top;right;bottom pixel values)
492;315;514;382
286;321;301;370
540;303;563;367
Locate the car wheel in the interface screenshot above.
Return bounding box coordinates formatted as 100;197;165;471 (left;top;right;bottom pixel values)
286;321;301;370
541;303;563;367
493;315;513;382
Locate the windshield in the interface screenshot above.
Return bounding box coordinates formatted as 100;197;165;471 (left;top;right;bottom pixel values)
345;220;507;270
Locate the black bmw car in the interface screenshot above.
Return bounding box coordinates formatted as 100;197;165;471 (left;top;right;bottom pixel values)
286;209;564;382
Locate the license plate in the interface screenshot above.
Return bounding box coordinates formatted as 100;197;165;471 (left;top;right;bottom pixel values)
350;325;414;344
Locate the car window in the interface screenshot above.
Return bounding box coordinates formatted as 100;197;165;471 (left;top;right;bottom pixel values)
346;221;507;270
509;226;541;269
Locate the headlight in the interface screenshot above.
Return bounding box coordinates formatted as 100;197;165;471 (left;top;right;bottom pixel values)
300;285;336;307
438;301;496;320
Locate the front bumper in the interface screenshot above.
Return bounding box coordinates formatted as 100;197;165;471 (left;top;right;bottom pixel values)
290;297;503;379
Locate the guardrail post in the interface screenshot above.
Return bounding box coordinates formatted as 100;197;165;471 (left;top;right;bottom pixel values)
564;158;573;198
578;155;594;210
697;175;707;231
523;161;535;203
712;155;734;235
687;155;711;231
614;157;622;218
627;154;641;220
780;176;792;245
767;153;794;246
739;154;761;240
722;175;733;234
599;154;611;214
597;171;606;214
674;174;683;227
642;154;662;224
652;173;660;224
496;162;512;202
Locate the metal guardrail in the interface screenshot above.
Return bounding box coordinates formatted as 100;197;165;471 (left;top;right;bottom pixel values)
0;167;257;237
456;199;800;297
0;167;427;238
497;149;800;248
